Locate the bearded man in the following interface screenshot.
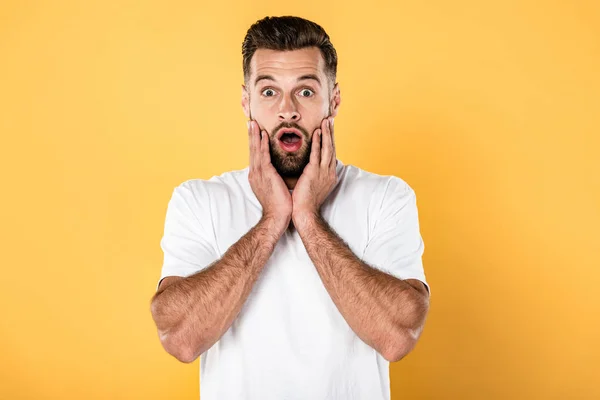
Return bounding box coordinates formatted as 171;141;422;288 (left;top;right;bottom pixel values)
150;15;430;400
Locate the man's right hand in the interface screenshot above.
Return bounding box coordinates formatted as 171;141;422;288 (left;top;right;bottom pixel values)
247;119;292;235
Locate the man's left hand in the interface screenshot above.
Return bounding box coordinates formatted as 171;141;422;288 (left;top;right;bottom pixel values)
292;116;337;225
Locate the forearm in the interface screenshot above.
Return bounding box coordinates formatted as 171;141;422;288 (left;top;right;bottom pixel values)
294;211;428;361
150;216;283;362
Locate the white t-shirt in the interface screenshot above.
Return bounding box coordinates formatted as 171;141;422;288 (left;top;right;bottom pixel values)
157;159;429;400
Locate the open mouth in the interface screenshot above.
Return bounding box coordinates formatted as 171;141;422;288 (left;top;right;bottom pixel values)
280;132;301;144
277;129;303;152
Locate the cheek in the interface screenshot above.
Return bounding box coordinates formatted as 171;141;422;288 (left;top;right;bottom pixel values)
302;98;329;119
250;103;277;133
250;99;277;118
304;108;329;130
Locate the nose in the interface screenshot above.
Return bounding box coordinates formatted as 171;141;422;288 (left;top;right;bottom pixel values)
277;94;300;122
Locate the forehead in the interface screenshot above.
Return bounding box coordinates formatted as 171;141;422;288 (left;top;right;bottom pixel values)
249;47;326;83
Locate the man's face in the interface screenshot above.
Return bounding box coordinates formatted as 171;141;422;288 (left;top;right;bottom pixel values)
242;47;340;178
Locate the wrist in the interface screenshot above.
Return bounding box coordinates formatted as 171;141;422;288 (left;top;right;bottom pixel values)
259;213;289;240
292;208;319;230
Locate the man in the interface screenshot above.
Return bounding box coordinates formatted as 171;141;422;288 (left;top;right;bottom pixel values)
150;15;430;400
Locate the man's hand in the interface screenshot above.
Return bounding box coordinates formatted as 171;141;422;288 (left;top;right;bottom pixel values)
247;120;293;236
292;116;337;226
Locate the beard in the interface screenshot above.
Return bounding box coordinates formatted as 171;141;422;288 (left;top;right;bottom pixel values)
268;122;312;178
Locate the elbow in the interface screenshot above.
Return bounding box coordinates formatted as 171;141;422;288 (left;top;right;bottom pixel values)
383;330;418;362
159;329;199;364
151;299;199;364
385;292;429;362
384;311;427;362
169;345;198;364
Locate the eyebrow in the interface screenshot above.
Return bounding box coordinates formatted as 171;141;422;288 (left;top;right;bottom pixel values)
254;74;322;86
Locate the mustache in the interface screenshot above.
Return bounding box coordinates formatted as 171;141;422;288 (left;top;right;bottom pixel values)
270;122;310;140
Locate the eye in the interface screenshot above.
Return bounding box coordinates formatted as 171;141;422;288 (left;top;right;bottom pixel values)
299;88;314;97
261;88;276;97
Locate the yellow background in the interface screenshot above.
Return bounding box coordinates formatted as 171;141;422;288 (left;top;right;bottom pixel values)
1;0;598;399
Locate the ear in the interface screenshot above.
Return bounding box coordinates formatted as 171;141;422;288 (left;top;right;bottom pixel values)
241;84;250;119
329;82;341;118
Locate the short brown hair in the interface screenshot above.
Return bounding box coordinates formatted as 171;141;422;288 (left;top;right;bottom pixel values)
242;16;338;88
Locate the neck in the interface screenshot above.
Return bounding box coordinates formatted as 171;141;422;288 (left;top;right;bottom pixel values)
283;176;298;190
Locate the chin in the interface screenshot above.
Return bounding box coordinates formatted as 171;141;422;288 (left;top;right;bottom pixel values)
272;148;311;178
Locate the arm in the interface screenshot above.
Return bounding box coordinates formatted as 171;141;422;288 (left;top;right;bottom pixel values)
151;119;293;364
150;215;283;363
290;117;430;362
293;211;430;362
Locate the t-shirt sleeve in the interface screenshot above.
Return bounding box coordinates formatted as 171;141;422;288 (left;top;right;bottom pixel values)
360;178;430;295
156;182;220;291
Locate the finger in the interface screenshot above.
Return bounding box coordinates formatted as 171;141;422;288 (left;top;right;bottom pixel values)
248;120;254;169
260;130;271;166
320;118;332;168
249;120;259;170
329;117;336;170
310;129;321;165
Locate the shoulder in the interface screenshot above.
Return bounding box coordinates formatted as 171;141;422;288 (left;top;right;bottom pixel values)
340;163;414;202
167;167;249;217
173;167;249;200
